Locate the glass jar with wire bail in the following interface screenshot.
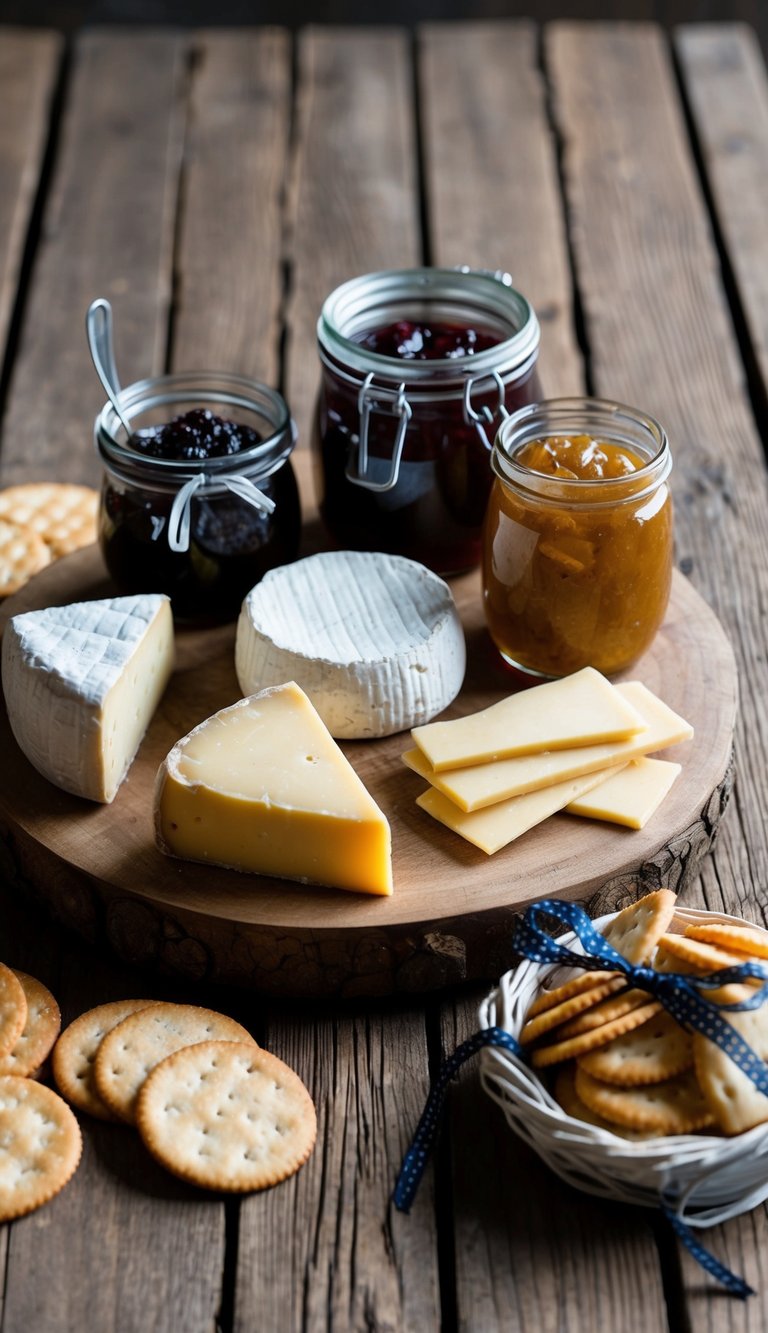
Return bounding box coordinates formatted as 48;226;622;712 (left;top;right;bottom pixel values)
95;372;300;623
313;268;541;576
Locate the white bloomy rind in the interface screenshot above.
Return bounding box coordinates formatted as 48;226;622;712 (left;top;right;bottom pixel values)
2;593;174;803
235;551;466;739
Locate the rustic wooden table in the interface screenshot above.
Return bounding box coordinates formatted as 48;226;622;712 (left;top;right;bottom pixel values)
1;18;767;1331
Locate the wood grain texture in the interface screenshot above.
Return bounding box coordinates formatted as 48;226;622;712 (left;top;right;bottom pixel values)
0;547;735;996
419;21;583;397
440;1000;668;1331
285;27;421;449
0;30;187;485
233;1009;439;1332
675;25;768;412
171;29;290;382
548;20;768;1317
0;30;61;374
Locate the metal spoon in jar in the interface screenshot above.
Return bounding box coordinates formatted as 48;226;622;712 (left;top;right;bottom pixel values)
86;298;133;440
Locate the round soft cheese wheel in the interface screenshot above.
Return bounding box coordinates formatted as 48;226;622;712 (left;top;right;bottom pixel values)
235;551;466;739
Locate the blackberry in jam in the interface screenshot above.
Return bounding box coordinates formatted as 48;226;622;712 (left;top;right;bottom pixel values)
353;320;499;361
95;375;300;623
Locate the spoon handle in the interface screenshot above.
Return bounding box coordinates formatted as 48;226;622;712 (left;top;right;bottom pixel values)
86;298;132;438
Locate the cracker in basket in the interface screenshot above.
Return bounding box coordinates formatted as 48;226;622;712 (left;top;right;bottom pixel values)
531;1000;661;1068
0;971;60;1078
684;921;768;960
520;975;626;1045
53;997;157;1120
553;1064;661;1140
574;1065;715;1134
655;933;753;974
0;517;51;596
0;482;98;557
0;964;27;1059
527;889;676;1021
0;1076;82;1220
136;1041;316;1191
693;1007;768;1135
577;1010;693;1086
94;1002;257;1124
557;987;651;1039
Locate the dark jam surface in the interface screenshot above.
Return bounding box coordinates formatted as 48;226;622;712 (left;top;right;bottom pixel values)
352;319;500;361
129;408;262;461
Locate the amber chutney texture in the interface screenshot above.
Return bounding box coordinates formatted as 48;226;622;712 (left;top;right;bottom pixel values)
483;399;674;677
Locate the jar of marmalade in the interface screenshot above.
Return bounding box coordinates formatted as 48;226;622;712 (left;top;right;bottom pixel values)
95;372;300;622
314;268;541;576
483;398;673;677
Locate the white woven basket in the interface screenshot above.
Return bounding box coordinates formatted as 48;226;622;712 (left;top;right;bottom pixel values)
479;905;768;1229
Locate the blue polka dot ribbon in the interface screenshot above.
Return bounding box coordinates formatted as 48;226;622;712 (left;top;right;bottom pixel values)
393;898;768;1297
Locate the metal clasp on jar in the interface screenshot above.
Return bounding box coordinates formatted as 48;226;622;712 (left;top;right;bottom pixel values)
346;374;413;492
463;370;509;451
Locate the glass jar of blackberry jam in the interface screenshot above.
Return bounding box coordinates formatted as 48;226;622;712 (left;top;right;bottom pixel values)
95;372;300;622
314;268;541;576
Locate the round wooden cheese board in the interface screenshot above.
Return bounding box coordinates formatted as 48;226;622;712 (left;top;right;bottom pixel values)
0;547;736;997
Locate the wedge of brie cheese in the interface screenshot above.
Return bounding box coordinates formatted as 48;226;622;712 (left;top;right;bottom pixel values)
2;593;174;803
154;681;393;895
235;551;465;739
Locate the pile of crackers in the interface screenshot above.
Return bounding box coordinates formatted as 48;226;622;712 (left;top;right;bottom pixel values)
522;889;768;1138
0;483;99;596
0;973;317;1222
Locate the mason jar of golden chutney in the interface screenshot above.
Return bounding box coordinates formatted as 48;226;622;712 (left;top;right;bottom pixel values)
483;398;674;677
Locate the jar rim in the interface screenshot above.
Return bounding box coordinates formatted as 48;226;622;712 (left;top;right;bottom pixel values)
492;396;671;504
317;267;540;384
94;371;294;486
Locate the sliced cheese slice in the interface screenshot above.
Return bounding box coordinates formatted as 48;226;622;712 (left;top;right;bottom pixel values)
566;757;682;829
154;681;392;896
2;593;174;803
416;765;626;855
403;681;692;811
411;666;645;772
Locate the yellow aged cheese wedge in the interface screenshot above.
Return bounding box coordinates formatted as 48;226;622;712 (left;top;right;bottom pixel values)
154;682;392;896
403;681;691;812
565;756;682;829
416;765;626;855
410;667;645;772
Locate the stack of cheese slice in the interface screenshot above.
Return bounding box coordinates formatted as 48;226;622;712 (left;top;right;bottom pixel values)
155;681;393;896
405;667;692;854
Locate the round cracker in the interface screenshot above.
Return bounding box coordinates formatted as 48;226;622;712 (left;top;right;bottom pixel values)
521;976;626;1044
0;1076;82;1220
136;1041;316;1192
693;1006;768;1135
94;1003;257;1125
577;1010;693;1085
526;971;621;1019
684;922;768;960
0;964;27;1059
655;933;753;974
53;998;158;1120
0;971;61;1077
574;1065;715;1134
531;1001;661;1068
0;482;98;557
553;1064;660;1140
558;987;651;1039
0;518;51;596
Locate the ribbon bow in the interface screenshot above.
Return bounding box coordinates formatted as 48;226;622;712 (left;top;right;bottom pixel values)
167;472;276;553
393;899;768;1299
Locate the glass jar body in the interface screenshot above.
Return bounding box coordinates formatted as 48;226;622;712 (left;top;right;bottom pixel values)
95;373;300;623
483;399;674;677
313;268;541;577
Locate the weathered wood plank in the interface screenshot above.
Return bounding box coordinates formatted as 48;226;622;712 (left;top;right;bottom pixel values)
548;20;768;1316
419;20;583;396
675;25;768;414
234;1009;439;1332
0;30;187;486
171;28;290;383
0;30;61;376
285;27;421;451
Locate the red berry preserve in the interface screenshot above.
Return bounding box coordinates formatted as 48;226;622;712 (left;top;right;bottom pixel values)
314;269;541;576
